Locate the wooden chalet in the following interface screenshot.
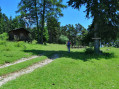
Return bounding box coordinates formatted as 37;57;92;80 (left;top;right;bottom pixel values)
8;28;30;41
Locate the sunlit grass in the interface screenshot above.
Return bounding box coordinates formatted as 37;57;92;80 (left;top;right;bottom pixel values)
0;41;67;65
0;56;47;76
0;42;119;89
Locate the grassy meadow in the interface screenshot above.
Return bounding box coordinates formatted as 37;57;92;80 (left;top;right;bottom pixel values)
0;41;65;65
0;40;119;89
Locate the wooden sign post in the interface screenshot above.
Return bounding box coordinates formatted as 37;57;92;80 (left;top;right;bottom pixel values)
92;37;101;47
92;38;101;40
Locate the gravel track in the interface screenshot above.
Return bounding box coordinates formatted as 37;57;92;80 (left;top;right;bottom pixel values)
0;54;59;87
0;56;39;69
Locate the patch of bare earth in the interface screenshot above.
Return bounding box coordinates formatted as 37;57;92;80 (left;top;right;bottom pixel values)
0;54;59;87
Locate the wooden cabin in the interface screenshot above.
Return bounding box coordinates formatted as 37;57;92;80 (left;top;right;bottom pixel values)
8;28;30;41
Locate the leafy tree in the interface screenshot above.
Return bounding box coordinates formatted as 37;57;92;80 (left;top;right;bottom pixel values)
59;35;68;44
0;7;3;34
17;0;66;44
60;26;68;36
11;16;25;29
75;23;88;46
0;8;11;33
43;27;49;43
12;16;19;29
17;0;41;43
59;23;86;46
82;24;94;46
40;0;66;44
68;0;119;54
67;24;76;46
47;16;60;43
114;40;119;48
9;16;13;31
46;0;67;18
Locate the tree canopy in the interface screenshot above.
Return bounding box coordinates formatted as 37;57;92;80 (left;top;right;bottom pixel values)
17;0;66;44
68;0;119;53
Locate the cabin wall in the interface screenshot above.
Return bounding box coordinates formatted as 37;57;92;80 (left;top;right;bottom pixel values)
8;28;30;41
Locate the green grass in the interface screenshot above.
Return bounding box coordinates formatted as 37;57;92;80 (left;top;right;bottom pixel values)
0;41;32;64
0;56;47;76
0;41;66;65
0;44;119;89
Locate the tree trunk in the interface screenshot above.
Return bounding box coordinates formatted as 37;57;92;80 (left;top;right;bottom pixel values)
40;0;46;44
35;0;40;43
94;23;100;54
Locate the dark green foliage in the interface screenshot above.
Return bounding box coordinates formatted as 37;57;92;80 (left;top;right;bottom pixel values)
68;0;119;21
68;0;119;54
43;27;49;43
85;48;94;54
114;40;119;48
17;0;41;43
0;7;25;35
59;23;87;46
47;16;60;43
30;27;49;43
0;8;10;33
17;0;66;44
11;16;25;29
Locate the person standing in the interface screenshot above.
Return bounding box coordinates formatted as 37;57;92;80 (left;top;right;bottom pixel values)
67;40;71;53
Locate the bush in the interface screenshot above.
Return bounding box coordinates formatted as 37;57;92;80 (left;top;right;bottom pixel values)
3;47;10;51
23;45;27;50
85;48;94;54
114;40;119;48
0;33;8;40
32;40;37;44
14;41;25;47
0;40;7;45
59;35;68;44
43;27;49;42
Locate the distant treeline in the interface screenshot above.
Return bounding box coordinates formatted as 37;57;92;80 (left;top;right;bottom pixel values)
0;5;88;46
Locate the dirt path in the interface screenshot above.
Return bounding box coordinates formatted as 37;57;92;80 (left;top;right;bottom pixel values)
0;56;40;69
0;54;59;87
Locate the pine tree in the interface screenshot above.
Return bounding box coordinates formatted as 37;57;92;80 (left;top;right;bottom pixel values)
17;0;66;44
47;16;60;43
68;0;119;54
0;7;3;34
17;0;40;42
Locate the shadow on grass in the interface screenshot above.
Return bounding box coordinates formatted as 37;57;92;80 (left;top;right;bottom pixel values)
24;49;115;61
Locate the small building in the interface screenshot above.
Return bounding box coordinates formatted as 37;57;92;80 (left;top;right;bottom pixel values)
8;28;30;41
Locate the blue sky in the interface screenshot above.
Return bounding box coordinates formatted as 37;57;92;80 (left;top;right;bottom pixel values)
0;0;93;29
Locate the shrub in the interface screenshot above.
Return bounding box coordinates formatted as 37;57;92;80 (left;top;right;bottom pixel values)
85;48;94;54
59;35;69;44
114;40;119;48
22;45;27;50
4;47;10;51
32;40;37;44
0;40;7;45
0;33;8;40
43;27;49;42
15;41;25;47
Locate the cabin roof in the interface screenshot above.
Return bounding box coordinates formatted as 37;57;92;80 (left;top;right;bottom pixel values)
8;28;30;33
